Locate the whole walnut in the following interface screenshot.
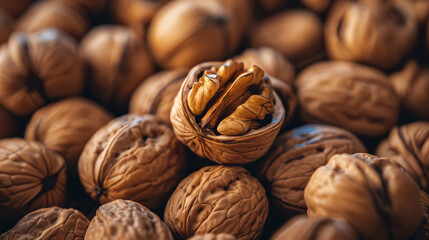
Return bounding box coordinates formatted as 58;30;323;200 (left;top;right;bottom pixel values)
300;0;333;13
0;105;20;138
129;69;188;123
376;122;429;191
0;10;12;44
251;10;324;68
188;233;236;240
16;1;90;40
296;61;399;136
259;124;366;216
0;207;89;240
25;98;113;178
85;199;173;240
0;0;32;18
234;47;295;86
325;0;418;70
270;215;359;240
81;25;156;110
164;165;269;240
0;28;84;116
78;114;186;209
390;60;429;120
0;138;66;224
305;153;422;240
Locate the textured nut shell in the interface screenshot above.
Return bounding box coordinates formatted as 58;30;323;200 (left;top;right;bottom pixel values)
296;61;399;136
1;207;89;240
129;69;188;123
170;61;285;164
81;25;155;109
85;199;173;240
259;124;366;216
188;233;236;240
305;153;421;240
270;215;359;240
325;0;418;70
78;114;185;209
300;0;333;13
164;165;268;240
0;29;84;116
0;138;66;223
25;98;113;178
0;0;32;18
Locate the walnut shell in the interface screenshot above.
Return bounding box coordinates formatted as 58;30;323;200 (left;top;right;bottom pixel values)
251;10;324;68
188;233;236;240
259;124;366;216
296;61;399;136
0;138;66;224
170;61;286;164
270;215;359;240
376;122;429;191
81;25;156;110
25;98;113;178
164;165;269;240
0;28;84;116
16;1;90;40
85;199;173;240
0;207;89;240
78;114;186;209
129;69;188;124
0;0;32;18
305;153;421;240
325;0;418;70
300;0;333;13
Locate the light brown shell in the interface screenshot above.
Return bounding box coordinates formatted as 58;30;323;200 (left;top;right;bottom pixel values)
170;61;285;164
78;114;186;210
25;98;113;178
85;199;173;240
164;165;269;240
296;61;399;136
0;207;89;240
188;233;236;240
0;138;66;224
259;124;366;216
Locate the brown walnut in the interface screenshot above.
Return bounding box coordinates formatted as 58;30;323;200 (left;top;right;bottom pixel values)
81;25;156;110
296;61;399;136
0;0;32;18
259;124;366;216
305;153;422;240
25;98;113;178
129;69;188;124
0;207;89;240
188;233;236;240
78;114;186;209
0;138;66;224
85;199;173;240
0;28;84;116
164;165;269;240
171;60;286;164
270;215;359;240
300;0;334;13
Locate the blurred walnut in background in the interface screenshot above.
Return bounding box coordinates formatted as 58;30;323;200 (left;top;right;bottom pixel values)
0;0;32;18
300;0;333;13
0;10;12;44
405;0;429;26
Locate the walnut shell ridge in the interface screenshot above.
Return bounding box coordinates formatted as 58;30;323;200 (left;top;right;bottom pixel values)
170;61;285;164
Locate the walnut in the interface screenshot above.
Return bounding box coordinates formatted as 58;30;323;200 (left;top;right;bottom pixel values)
390;60;429;120
81;25;156;110
0;28;84;116
188;233;236;240
1;207;89;240
25;98;113;178
164;165;268;240
251;10;324;68
0;138;66;224
305;153;422;240
0;0;32;18
270;215;359;240
300;0;333;13
16;1;90;40
325;0;418;70
171;60;287;164
296;61;399;136
376;122;429;191
403;0;429;26
259;124;366;216
78;114;186;210
129;69;188;124
85;199;173;240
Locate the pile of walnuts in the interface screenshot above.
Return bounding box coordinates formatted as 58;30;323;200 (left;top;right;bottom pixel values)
0;0;428;239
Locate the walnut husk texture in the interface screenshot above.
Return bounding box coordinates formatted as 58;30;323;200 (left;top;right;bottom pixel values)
164;165;268;240
188;233;236;240
0;207;89;240
78;114;186;209
85;199;173;240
